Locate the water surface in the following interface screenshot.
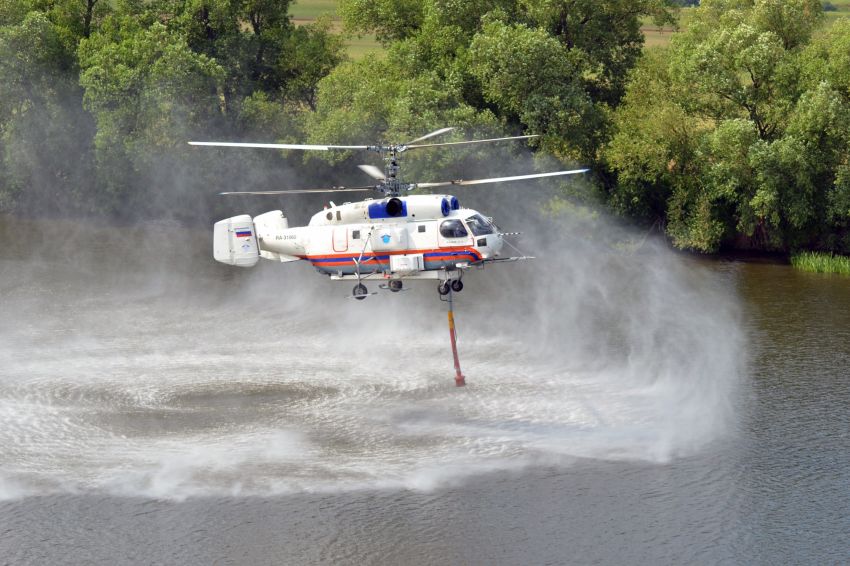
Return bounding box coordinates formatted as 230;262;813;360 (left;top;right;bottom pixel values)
0;216;847;564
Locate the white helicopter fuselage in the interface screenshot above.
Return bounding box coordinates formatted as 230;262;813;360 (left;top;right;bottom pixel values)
213;194;505;283
197;128;586;299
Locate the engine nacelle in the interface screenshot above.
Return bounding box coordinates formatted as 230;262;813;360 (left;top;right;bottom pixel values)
213;214;259;267
401;194;460;219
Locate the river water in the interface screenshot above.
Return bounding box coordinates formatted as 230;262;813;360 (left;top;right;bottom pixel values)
0;215;848;564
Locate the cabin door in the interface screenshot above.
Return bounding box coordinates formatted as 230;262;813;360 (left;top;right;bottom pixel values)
332;227;348;252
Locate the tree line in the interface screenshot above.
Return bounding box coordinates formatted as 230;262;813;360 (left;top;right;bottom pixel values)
0;0;345;220
607;0;850;253
1;0;848;253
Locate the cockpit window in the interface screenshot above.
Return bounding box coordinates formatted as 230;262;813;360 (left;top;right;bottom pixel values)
440;219;468;238
465;214;494;236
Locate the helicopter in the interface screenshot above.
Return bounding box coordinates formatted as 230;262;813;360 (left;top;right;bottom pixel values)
190;127;588;300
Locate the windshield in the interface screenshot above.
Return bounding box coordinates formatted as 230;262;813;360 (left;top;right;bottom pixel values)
465;214;494;236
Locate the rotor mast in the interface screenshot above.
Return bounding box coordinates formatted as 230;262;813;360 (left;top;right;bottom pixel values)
364;126;458;196
364;144;413;197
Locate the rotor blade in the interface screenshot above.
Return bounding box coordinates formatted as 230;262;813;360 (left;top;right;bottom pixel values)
406;134;539;149
404;127;455;145
189;141;369;151
220;186;375;195
415;169;589;188
357;164;386;180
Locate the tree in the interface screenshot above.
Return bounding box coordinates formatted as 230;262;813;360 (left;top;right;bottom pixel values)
0;9;97;214
277;16;346;111
310;0;677;166
606;0;850;252
604;48;706;224
467;20;603;160
519;0;675;107
78;16;225;214
339;0;427;44
0;0;346;219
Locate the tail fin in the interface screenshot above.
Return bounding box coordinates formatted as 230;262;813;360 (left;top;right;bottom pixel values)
213;215;259;267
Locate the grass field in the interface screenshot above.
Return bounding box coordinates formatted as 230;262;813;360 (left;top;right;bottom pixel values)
643;2;850;48
290;0;382;59
825;0;850;20
290;0;338;20
292;1;850;57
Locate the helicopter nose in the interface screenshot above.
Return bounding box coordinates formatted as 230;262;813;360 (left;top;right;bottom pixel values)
492;233;505;256
475;233;503;258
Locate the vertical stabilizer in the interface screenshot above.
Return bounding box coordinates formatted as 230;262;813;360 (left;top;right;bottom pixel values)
213;215;259;267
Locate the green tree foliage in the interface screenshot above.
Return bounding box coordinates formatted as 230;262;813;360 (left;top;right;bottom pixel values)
518;0;674;106
0;0;345;219
606;0;850;252
4;0;849;256
466;20;602;159
339;0;426;44
604;48;706;223
279;16;346;111
306;54;501;185
0;6;98;214
312;0;677;165
78;17;224;211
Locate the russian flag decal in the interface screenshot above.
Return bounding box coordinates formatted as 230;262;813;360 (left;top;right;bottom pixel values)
235;230;252;238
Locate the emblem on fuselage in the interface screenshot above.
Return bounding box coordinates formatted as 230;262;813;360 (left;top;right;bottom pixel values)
381;234;391;244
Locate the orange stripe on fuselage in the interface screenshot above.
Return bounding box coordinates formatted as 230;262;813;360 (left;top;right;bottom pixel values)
305;245;480;261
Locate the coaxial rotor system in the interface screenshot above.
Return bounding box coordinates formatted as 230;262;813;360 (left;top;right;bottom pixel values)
189;127;588;198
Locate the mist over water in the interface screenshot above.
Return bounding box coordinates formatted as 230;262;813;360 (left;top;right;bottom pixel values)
0;177;746;500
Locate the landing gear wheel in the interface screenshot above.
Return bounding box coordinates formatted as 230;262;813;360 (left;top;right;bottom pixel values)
438;281;451;296
353;283;368;300
450;279;464;292
389;280;403;292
